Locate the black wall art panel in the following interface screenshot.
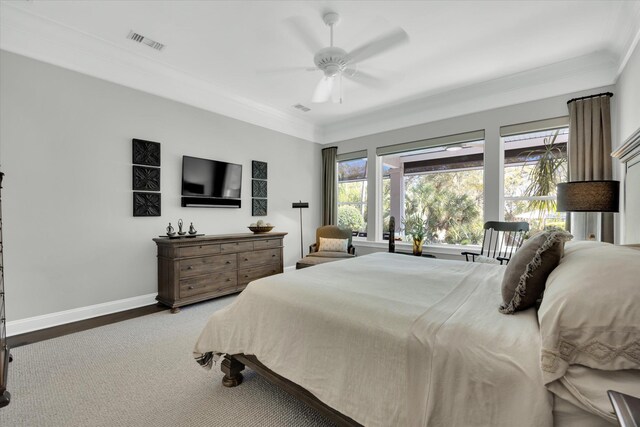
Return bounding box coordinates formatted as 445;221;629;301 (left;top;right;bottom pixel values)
133;192;161;217
252;198;267;216
132;139;161;167
133;165;160;191
132;138;161;217
251;179;267;198
251;160;268;216
252;160;267;180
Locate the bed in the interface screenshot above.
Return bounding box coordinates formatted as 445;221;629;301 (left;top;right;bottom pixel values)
193;241;640;426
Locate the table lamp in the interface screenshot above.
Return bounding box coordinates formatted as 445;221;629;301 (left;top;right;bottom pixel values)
557;180;619;241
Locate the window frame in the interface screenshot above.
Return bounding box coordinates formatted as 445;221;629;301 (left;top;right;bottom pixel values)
378;132;486;246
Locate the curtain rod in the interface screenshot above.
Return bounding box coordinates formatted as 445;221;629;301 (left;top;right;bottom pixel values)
566;92;613;105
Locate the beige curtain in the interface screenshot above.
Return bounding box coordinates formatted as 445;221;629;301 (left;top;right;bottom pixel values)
567;94;614;242
322;147;338;226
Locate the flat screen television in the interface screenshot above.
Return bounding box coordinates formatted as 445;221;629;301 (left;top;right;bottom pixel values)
181;156;242;201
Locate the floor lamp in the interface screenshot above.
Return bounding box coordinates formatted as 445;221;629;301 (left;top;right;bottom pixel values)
557;180;619;242
292;201;309;258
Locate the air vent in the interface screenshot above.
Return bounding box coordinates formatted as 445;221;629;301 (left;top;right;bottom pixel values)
127;31;165;51
293;104;311;112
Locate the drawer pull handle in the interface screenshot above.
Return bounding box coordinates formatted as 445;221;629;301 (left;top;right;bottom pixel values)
188;286;194;290
244;275;249;278
226;278;231;282
272;254;276;257
226;261;231;264
244;258;248;261
187;266;193;270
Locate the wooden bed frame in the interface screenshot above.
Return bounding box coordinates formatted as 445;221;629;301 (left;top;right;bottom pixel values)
216;220;398;426
218;227;403;426
221;354;362;427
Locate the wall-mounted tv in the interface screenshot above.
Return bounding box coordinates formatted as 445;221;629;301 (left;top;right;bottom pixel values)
181;156;242;207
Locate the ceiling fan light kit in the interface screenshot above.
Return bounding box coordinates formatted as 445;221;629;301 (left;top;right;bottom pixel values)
303;11;409;104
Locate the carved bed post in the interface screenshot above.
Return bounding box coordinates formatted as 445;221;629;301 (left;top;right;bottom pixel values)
221;354;244;387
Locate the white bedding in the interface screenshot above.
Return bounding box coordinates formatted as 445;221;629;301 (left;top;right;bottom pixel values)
193;253;553;426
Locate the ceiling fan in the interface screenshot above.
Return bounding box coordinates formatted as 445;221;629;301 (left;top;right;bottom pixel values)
289;11;409;104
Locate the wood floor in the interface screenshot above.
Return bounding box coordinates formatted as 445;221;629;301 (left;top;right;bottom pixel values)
7;303;167;348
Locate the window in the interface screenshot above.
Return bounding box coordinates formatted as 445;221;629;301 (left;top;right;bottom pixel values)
338;158;368;235
503;128;568;233
381;140;484;245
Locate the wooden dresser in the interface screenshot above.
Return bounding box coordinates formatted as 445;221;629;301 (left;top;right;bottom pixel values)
153;232;287;312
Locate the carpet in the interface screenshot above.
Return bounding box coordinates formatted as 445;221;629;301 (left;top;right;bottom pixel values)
0;295;335;426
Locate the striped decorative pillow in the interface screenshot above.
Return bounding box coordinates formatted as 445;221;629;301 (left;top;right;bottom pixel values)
318;237;348;253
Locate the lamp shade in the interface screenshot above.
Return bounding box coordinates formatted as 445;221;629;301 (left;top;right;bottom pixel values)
556;180;619;212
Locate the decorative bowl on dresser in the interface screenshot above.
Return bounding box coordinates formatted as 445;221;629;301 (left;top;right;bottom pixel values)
153;232;287;313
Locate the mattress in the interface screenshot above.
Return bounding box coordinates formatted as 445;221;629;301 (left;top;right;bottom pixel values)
194;253;553;426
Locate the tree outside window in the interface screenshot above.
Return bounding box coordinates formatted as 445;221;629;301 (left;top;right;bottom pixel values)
381;141;484;245
503;128;568;234
338;158;368;234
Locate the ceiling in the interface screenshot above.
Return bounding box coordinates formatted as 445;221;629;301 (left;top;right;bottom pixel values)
1;1;639;143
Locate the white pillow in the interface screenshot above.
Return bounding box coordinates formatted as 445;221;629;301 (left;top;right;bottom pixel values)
318;237;348;253
475;255;502;265
538;241;640;386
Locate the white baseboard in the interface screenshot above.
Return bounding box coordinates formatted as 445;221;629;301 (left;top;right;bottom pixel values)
284;265;296;273
6;293;158;336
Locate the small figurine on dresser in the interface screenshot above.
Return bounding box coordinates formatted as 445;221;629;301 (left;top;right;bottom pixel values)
166;223;175;236
189;222;197;235
177;219;186;235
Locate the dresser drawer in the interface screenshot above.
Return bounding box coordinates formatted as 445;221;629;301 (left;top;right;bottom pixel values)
176;244;220;258
180;271;237;298
221;241;254;253
179;253;236;277
253;238;282;249
238;263;282;286
238;248;280;268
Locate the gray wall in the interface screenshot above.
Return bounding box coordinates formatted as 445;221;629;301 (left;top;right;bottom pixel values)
616;41;640;144
0;51;321;321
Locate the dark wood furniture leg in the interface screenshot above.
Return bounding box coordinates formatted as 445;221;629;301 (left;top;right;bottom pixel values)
221;354;244;387
225;354;362;427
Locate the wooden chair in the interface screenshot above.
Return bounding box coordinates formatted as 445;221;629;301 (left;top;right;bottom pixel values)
461;221;529;265
388;216;396;253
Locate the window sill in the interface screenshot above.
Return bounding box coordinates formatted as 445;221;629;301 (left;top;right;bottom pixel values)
352;241;481;259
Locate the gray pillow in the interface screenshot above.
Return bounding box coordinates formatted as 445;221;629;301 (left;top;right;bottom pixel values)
499;230;573;314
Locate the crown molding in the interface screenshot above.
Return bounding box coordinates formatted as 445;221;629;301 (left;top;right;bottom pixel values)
617;25;640;78
320;52;618;143
615;3;640;77
0;3;628;146
0;4;321;143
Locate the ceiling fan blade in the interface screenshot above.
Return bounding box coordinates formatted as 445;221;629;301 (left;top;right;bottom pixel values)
284;16;324;55
257;66;315;75
311;76;334;103
332;75;343;104
345;27;409;64
343;68;389;89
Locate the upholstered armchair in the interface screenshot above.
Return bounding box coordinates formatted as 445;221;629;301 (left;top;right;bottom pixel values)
307;225;356;258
